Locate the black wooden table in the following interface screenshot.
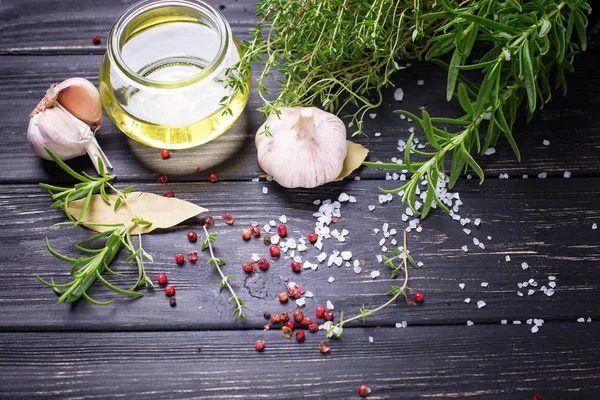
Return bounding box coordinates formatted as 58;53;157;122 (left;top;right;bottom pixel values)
1;1;599;399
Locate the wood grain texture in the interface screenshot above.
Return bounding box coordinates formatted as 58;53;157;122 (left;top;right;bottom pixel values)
1;179;598;331
0;323;598;399
1;46;600;184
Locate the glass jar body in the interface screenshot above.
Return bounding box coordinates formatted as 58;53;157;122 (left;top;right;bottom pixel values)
99;0;250;149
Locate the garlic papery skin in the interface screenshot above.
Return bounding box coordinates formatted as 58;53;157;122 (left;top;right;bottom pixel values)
28;103;112;174
256;107;347;188
28;78;111;174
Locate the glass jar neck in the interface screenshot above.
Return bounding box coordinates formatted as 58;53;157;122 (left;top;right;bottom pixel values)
107;0;230;89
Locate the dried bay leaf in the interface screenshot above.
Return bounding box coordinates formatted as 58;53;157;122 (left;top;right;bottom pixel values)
334;140;369;181
68;192;208;234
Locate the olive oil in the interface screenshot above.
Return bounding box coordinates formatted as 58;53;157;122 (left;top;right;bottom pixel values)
100;11;250;149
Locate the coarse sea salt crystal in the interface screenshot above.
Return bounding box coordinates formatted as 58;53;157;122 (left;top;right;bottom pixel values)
478;243;486;250
263;224;271;233
528;289;535;296
548;281;556;288
328;276;335;283
353;265;362;274
464;298;471;304
587;317;592;322
543;139;550;146
368;336;374;343
262;186;269;194
252;177;260;182
317;252;327;263
389;228;397;235
548;275;556;281
484;147;496;155
369;113;377;119
461;245;468;253
459;283;465;290
564;171;571;178
477;300;486;308
417;79;425;86
481;282;489;288
487;236;492;240
467;320;474;326
349;196;357;203
371;270;381;279
531;326;539;333
505;255;511;262
501;320;508;325
271;235;280;245
544;288;555;296
521;262;529;270
577;317;585;323
474;218;481;226
368;205;375;212
296;298;306;307
341;251;352;261
517;291;524;297
279;215;287;223
338;192;350;202
593;223;598;230
394;88;404;102
269;220;277;226
379;238;386;246
538;172;547;179
376;255;383;263
513;320;522;324
326;300;334;310
305;291;314;298
473;238;480;246
463;228;471;235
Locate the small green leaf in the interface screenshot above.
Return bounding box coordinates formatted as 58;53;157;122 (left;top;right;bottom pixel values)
522;40;537;113
422;110;442;150
447;48;462;101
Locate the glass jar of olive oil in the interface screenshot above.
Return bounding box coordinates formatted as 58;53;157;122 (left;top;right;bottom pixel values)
99;0;250;149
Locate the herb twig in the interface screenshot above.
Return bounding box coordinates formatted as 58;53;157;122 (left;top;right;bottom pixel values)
326;232;412;338
37;148;153;304
201;226;247;319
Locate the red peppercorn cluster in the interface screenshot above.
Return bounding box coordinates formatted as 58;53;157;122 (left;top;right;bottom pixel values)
92;35;101;45
187;231;198;242
287;284;304;300
160;149;170;159
157;175;169;183
269;245;280;257
188;252;198;263
358;384;370;398
163;190;175;198
208;173;218;183
277;224;287;237
290;261;301;273
242;260;256;273
223;213;234;225
413;291;424;304
257;258;270;271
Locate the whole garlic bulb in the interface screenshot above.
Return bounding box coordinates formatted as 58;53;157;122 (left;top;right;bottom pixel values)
27;78;111;174
256;107;347;188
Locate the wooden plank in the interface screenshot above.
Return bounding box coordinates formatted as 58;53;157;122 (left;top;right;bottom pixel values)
1;46;600;184
0;323;598;399
0;179;598;331
0;1;257;54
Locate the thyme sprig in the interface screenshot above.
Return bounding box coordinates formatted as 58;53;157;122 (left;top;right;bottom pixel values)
37;148;153;305
326;232;413;338
226;0;440;135
369;0;590;218
201;226;247;319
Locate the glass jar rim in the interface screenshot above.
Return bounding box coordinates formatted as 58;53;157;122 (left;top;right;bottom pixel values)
107;0;230;89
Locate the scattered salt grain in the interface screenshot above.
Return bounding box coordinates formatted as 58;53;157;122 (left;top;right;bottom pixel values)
262;186;268;194
379;238;386;246
513;320;522;324
341;251;353;261
517;291;523;297
400;114;406;120
338;192;350;202
459;283;465;290
353;265;362;274
505;255;511;262
523;174;529;179
542;140;550;146
544;288;555;296
368;336;374;343
527;289;535;296
417;79;425;86
463;228;471;235
538;172;547;179
484;147;496;155
481;282;489;288
467;320;474;326
271;235;280;245
368;205;376;212
252;177;260;182
593;223;598;230
548;281;556;288
305;291;314;298
317;252;327;263
487;236;492;240
296;298;306;307
464;298;471;304
376;255;383;263
389;228;397;235
473;237;480;246
390;239;397;246
326;300;334;310
394;88;405;101
474;218;481;226
328;276;335;283
369;113;377;119
548;276;556;281
564;171;571;178
461;245;468;253
531;326;539;333
279;215;287;224
501;320;508;325
477;300;486;309
269;220;277;226
370;270;381;279
483;112;492;120
587;317;592;322
521;262;529;270
577;317;585;323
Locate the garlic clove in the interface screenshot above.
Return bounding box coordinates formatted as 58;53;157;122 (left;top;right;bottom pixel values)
256;107;347;188
54;78;103;130
28;105;88;161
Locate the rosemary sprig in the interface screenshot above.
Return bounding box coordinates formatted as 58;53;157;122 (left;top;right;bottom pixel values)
201;226;247;319
369;0;591;217
326;232;413;338
37;148;153;305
